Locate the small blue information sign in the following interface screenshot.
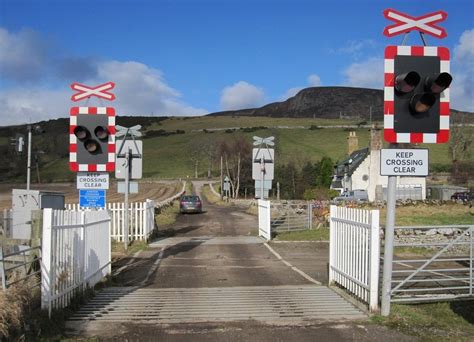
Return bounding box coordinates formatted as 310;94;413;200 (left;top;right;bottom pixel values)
79;189;106;208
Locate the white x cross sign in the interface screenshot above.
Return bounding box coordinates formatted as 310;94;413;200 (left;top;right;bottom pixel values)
70;82;116;102
253;136;275;146
383;8;447;38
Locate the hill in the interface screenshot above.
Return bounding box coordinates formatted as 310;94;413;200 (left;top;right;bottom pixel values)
0;86;471;183
208;86;472;121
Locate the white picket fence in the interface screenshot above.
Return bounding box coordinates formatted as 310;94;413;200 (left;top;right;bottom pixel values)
66;199;156;242
41;208;111;315
329;205;380;312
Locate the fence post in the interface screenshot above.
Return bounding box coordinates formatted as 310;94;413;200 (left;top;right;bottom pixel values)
329;205;335;284
0;245;5;290
369;209;380;312
41;208;53;316
308;202;313;230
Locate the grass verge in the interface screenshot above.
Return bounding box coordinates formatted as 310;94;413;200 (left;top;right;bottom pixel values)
111;239;149;256
372;301;474;341
201;184;231;206
379;202;474;226
273;228;330;241
156;201;181;226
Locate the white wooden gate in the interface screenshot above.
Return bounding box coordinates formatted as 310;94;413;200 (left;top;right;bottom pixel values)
41;209;111;316
329;205;380;311
258;200;271;240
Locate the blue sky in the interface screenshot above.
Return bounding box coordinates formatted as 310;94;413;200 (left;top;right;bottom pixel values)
0;0;473;125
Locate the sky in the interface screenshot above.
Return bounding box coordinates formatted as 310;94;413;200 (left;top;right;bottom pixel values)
0;0;473;125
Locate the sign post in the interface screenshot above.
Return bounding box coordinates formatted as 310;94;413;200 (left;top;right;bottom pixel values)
252;136;275;199
115;125;143;250
381;8;451;317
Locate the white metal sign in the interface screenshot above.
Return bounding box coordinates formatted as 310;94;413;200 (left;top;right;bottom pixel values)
255;180;272;190
380;149;428;176
252;148;274;180
77;172;109;190
115;140;143;179
118;181;139;194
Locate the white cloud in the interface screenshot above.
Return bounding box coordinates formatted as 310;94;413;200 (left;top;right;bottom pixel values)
343;57;383;89
307;74;322;87
96;60;207;116
328;39;376;57
0;27;207;125
451;29;474;112
220;81;265;110
0;87;70;126
0;27;50;82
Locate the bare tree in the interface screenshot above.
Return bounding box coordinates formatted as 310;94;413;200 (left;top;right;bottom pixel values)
218;136;251;198
450;113;473;162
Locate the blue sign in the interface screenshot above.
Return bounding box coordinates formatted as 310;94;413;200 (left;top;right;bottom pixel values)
79;189;106;208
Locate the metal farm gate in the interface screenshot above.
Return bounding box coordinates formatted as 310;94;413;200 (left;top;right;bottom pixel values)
270;201;313;233
389;224;474;303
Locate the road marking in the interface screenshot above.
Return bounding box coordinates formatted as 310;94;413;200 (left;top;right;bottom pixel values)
141;248;165;286
264;243;321;285
113;250;143;276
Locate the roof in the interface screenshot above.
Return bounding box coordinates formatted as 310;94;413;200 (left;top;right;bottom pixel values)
334;148;369;177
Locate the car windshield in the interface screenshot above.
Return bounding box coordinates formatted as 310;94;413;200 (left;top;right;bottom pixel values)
181;196;200;202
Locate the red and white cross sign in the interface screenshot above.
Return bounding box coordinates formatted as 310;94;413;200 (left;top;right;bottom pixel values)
383;8;448;39
70;82;116;102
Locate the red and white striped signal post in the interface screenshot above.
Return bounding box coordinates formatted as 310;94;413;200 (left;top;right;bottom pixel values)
381;9;452;318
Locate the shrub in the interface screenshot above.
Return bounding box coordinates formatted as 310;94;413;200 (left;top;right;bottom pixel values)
303;188;340;201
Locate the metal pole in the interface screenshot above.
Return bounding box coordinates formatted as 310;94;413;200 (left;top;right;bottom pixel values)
277;182;280;201
381;173;397;316
124;148;131;250
260;156;265;200
27;126;32;192
220;156;223;199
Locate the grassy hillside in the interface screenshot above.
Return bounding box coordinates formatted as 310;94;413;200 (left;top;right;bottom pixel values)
0;116;466;181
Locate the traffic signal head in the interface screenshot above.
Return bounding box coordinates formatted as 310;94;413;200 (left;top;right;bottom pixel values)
384;46;452;144
69;107;116;172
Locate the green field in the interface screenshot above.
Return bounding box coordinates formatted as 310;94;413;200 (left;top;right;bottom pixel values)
9;116;464;181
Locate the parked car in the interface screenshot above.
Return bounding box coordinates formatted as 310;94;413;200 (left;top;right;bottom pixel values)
179;195;203;213
450;192;473;201
332;190;369;203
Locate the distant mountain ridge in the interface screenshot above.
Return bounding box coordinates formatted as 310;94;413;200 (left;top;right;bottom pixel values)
208;86;471;120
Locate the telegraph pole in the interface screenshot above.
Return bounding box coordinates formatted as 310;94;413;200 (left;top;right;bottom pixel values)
26;125;32;192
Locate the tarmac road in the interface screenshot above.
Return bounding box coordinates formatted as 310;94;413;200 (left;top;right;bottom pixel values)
66;181;416;341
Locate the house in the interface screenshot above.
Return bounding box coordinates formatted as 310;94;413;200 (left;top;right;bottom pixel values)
331;128;426;201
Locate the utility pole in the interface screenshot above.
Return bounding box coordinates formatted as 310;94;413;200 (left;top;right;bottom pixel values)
220;156;223;199
26;125;32;192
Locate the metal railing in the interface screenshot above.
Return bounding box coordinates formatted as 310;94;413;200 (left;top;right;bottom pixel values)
0;244;42;290
390;224;473;303
271;201;313;232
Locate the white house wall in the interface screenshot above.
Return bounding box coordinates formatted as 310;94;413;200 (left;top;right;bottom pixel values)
350;150;426;201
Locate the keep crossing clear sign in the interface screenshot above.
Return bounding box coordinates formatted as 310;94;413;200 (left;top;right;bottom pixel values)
77;172;109;190
380;149;428;176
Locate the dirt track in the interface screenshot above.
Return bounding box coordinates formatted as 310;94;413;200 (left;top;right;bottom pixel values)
0;181;182;210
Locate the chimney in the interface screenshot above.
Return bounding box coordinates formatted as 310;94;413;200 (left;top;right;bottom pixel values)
370;125;383;151
347;131;358;155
